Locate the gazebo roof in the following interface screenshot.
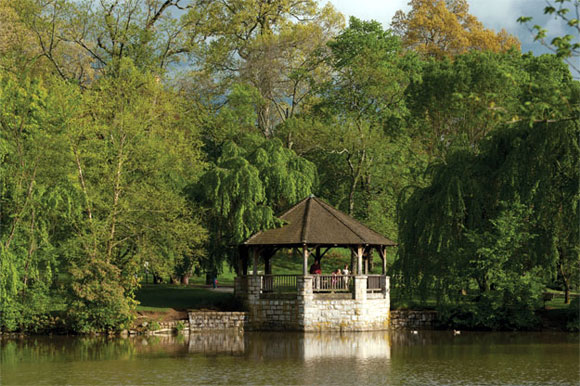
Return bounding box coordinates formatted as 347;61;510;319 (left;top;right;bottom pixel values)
243;195;396;248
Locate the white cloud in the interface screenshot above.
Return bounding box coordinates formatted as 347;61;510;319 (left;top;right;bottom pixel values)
470;1;518;29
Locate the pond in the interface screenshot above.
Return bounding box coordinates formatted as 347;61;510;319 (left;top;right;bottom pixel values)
1;331;578;385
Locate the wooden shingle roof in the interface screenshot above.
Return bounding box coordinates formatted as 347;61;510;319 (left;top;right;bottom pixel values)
243;195;396;247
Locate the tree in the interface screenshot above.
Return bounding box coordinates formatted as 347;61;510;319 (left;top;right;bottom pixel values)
0;0;39;72
406;51;579;159
10;0;201;83
0;73;77;331
406;51;524;158
309;17;424;241
189;0;344;136
64;59;206;331
493;119;580;304
396;118;579;328
392;0;520;59
192;137;317;279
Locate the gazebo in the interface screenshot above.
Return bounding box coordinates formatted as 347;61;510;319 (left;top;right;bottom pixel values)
235;195;397;332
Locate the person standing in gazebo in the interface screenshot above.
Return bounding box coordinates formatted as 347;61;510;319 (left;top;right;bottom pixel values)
309;260;321;289
342;264;350;289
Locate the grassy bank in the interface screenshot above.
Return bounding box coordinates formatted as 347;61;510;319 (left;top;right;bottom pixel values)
135;285;239;313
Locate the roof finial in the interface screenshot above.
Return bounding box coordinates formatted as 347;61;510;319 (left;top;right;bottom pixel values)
309;193;315;198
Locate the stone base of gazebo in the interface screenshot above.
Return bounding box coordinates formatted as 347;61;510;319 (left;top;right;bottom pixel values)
235;275;390;331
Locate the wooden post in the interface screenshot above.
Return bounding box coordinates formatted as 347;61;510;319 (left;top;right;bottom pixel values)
240;246;249;276
381;247;387;275
303;244;309;276
357;245;363;275
364;257;368;275
252;248;258;276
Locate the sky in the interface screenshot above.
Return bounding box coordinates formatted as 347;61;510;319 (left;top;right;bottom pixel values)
326;0;565;55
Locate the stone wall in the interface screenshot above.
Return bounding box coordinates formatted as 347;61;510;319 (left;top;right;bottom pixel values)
188;311;247;332
242;275;391;332
389;310;438;330
303;297;390;331
246;298;302;330
157;320;189;333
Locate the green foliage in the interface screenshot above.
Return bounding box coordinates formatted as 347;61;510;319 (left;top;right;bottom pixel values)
565;297;579;331
1;0;579;333
406;51;579;158
62;59;206;330
0;73;78;331
438;288;542;331
68;258;135;333
303;18;426;243
193;137;317;276
0;59;207;333
174;321;185;333
189;0;344;135
397;119;579;328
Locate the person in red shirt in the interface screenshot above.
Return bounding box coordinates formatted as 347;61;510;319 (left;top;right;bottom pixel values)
309;260;321;274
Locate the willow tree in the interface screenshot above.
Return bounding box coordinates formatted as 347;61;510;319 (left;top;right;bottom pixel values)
0;73;79;332
192;138;317;279
396;118;579;327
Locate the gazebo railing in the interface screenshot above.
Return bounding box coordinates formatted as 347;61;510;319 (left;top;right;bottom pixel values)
241;274;386;295
261;275;299;293
312;275;353;292
367;275;384;292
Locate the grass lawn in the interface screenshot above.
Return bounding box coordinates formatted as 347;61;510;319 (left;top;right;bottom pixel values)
135;284;239;312
544;291;579;310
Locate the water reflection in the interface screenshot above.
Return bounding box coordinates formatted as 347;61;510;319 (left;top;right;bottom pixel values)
244;331;391;360
1;331;578;385
188;332;245;355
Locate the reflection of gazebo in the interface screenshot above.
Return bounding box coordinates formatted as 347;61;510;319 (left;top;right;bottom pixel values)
241;195;396;277
235;195;396;332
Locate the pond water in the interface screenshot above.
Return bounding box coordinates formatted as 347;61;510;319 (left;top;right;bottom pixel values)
1;331;578;385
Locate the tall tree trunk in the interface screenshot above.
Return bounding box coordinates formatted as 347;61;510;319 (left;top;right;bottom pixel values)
73;146;97;256
107;134;126;262
558;260;571;304
23;208;36;287
347;150;365;215
476;276;489;293
5;167;37;250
